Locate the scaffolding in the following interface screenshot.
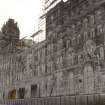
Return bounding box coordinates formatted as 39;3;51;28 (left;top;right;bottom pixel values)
43;0;62;12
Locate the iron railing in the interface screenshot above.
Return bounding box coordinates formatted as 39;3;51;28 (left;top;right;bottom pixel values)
2;94;105;105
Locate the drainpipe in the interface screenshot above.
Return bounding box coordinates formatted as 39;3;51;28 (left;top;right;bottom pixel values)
39;84;40;97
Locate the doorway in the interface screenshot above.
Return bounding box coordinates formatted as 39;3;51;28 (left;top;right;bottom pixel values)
31;84;37;98
8;89;16;99
18;88;25;99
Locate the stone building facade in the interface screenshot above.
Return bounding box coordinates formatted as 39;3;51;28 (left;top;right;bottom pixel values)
45;0;105;97
1;0;105;102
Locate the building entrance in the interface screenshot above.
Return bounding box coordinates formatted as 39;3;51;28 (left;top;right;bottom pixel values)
18;88;25;99
31;84;37;98
8;89;16;99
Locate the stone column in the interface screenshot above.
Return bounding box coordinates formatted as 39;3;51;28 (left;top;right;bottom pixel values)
16;89;19;99
25;84;31;98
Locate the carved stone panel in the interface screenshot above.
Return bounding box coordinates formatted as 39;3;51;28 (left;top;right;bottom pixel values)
83;64;94;94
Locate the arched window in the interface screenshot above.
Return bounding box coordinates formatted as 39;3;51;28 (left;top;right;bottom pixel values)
89;15;95;26
72;37;76;46
97;25;103;36
83;18;88;29
77;35;81;44
99;47;104;59
66;39;71;48
63;37;67;48
91;28;95;39
84;32;88;41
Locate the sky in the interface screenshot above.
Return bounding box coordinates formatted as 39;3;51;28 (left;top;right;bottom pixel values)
0;0;42;39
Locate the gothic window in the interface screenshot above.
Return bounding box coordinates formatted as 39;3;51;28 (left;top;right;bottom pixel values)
40;50;42;59
66;27;70;34
72;37;76;46
71;24;76;35
47;44;51;55
34;54;38;62
40;50;42;60
18;74;20;80
84;32;88;41
57;39;63;51
83;18;88;29
56;57;60;70
74;54;78;65
47;45;49;55
47;31;52;39
63;37;67;48
89;15;95;26
50;43;53;53
64;16;69;24
37;51;40;61
50;62;52;73
77;35;81;44
43;48;46;56
42;64;45;74
78;54;82;64
76;21;81;32
47;62;51;73
67;53;72;66
39;64;42;75
33;70;37;76
53;32;57;39
71;11;75;17
66;39;71;48
90;28;95;39
41;64;44;75
95;10;102;21
59;39;63;49
59;56;63;69
99;47;104;59
65;52;75;66
31;85;38;98
97;25;103;36
56;56;61;70
16;75;18;80
37;65;40;76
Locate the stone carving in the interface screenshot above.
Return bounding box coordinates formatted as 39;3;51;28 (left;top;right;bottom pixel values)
83;64;94;94
83;40;96;57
